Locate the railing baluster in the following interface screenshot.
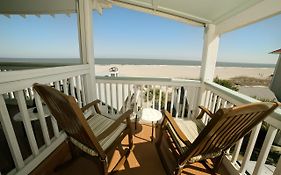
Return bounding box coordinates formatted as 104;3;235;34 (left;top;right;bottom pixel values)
34;92;51;146
239;123;262;174
164;86;168;110
110;83;114;114
152;85;156;109
15;91;39;156
253;126;278;175
0;95;24;169
69;77;76;98
75;76;82;108
52;82;61;137
80;76;86;107
181;88;187;118
104;83;108;112
231;138;243;163
170;88;174;115
174;87;179;118
158;86;162;111
146;85;149;108
211;94;217;113
63;79;69;95
116;83;120;111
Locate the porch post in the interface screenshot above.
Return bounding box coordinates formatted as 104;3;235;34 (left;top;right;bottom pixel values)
78;0;97;103
197;24;220;108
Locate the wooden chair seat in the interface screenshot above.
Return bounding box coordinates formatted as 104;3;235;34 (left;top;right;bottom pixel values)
70;113;127;156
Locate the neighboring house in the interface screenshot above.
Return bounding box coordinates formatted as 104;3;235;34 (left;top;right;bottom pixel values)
270;48;281;102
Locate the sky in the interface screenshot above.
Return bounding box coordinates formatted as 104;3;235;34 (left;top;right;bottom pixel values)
0;5;280;64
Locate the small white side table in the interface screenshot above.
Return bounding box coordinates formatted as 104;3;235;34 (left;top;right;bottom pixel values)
140;108;162;141
13;106;50;122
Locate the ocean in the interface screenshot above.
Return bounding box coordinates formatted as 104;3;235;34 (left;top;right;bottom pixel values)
0;58;276;68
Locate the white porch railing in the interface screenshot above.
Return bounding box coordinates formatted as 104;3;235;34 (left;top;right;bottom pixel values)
203;81;281;175
96;76;202;119
0;69;280;175
0;65;90;175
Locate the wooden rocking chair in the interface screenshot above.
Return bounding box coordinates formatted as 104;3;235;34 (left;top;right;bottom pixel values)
33;83;133;175
156;102;279;175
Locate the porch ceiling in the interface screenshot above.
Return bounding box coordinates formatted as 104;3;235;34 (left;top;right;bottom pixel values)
111;0;263;25
0;0;281;33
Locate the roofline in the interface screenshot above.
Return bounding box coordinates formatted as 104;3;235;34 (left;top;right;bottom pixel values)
111;0;205;27
270;49;281;54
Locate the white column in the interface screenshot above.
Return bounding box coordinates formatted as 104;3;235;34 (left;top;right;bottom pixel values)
200;24;220;82
197;24;220;109
78;0;97;102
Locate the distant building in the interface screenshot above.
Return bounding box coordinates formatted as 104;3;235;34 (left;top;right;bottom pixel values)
269;48;281;102
109;66;119;77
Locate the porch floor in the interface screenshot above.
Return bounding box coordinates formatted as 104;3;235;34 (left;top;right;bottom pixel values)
52;124;230;175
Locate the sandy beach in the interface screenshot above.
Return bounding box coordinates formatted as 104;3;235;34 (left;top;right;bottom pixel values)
95;64;274;80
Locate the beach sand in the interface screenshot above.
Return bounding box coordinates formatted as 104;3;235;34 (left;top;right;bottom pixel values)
95;64;274;80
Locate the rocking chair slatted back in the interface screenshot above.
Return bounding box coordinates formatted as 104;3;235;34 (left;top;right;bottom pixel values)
33;83;105;157
184;102;278;163
157;102;279;174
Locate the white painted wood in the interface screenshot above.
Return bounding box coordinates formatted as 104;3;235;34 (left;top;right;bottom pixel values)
77;0;97;101
215;96;222;112
121;83;125;108
69;77;76;98
205;81;281;129
14;133;66;175
200;24;220;82
253;126;278;175
34;92;51;146
181;88;187;118
231;138;243;163
216;0;281;34
63;79;69;95
115;83;119;112
110;83;114;114
239;123;262;174
210;94;217;113
96;76;201;87
0;95;24;169
80;76;86;107
158;86;162;110
146;85;149;108
0;64;89;85
15;91;39;156
75;76;82;108
111;0;204;27
152;85;156;109
170;88;174;115
52;83;61;138
164;86;168;110
175;87;181;118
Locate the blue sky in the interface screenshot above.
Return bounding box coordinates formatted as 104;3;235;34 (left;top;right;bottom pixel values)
0;5;280;64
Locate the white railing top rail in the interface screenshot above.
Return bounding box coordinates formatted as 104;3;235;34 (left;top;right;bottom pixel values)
204;81;281;129
96;76;201;87
0;64;90;94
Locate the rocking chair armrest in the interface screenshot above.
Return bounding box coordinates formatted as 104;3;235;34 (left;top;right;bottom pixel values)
96;109;133;141
162;110;192;146
196;106;215;119
81;99;101;114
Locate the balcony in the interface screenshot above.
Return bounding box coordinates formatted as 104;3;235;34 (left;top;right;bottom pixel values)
0;64;280;175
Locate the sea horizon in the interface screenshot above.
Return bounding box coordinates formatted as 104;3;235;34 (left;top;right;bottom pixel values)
0;57;276;68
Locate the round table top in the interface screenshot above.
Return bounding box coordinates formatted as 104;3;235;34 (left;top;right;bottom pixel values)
141;108;162;122
13;106;50;122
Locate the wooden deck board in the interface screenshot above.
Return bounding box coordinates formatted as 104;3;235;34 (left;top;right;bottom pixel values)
52;124;230;175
